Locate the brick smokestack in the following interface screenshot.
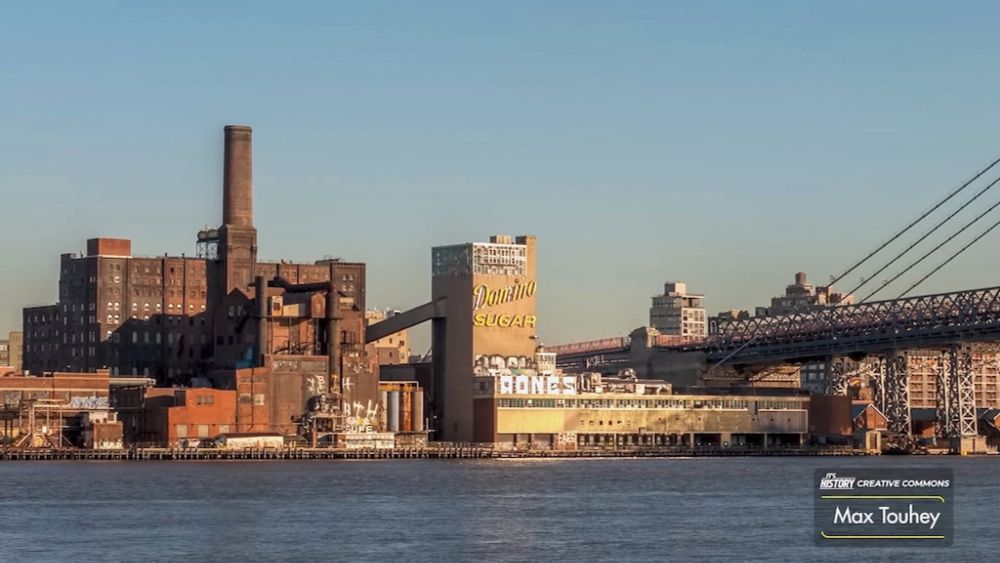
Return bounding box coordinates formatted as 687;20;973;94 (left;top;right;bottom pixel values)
223;125;253;227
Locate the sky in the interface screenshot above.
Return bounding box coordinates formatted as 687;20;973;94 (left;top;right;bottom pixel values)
5;1;1000;352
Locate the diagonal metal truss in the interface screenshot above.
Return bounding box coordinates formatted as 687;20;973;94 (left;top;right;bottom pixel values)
701;286;1000;364
826;356;881;396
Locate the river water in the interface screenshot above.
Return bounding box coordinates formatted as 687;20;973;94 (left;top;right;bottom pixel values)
0;456;996;561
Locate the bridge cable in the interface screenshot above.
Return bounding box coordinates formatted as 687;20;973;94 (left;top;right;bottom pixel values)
860;194;1000;301
848;174;1000;300
897;211;1000;298
825;153;1000;292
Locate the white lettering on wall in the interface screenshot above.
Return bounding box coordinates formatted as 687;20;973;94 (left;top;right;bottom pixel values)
498;375;578;396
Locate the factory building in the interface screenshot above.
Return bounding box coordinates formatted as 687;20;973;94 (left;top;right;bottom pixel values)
22;126;378;440
432;235;538;442
472;349;809;447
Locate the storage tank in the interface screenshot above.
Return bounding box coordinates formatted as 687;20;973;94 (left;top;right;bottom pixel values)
412;390;424;432
387;391;400;432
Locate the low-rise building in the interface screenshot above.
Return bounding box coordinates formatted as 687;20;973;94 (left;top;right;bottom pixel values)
471;350;809;448
117;386;237;447
0;369;120;447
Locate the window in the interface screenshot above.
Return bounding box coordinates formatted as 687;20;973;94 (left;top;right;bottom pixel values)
176;424;188;438
197;425;209;438
253;394;265;406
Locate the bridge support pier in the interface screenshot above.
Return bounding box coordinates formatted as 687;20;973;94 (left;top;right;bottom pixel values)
948;345;977;438
875;352;911;436
934;345;977;440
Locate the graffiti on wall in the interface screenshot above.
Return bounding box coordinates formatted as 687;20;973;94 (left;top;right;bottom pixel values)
474;354;537;375
343;399;379;433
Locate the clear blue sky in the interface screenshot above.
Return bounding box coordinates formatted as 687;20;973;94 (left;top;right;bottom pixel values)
4;2;1000;351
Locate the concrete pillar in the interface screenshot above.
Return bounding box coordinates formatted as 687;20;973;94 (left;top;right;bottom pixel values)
412;390;424;432
387;391;400;432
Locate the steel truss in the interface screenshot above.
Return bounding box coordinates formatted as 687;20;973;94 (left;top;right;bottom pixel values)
704;285;1000;363
825;357;881;396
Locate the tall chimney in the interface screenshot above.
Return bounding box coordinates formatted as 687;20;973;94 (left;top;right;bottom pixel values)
223;125;253;227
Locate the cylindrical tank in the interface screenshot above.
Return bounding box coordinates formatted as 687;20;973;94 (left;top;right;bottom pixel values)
379;390;388;431
412;390;424;432
387;391;400;432
401;388;412;432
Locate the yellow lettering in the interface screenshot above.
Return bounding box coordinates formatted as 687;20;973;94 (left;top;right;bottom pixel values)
524;315;537;328
498;314;512;327
510;315;523;328
472;284;487;310
472;280;537;310
473;313;487;327
485;314;498;327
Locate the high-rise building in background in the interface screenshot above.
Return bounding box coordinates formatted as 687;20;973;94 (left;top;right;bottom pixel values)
649;281;707;338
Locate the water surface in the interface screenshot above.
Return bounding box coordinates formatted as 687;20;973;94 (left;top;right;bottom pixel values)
0;457;995;561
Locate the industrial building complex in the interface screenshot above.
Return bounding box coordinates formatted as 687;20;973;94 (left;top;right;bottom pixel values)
4;125;999;457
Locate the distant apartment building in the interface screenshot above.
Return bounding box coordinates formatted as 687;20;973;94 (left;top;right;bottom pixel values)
754;271;853;317
649;282;707;337
0;331;23;372
709;272;854;394
365;309;410;366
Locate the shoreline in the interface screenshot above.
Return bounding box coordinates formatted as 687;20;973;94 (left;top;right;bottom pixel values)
0;445;890;461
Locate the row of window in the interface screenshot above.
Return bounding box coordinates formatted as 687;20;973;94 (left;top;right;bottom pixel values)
495;398;806;410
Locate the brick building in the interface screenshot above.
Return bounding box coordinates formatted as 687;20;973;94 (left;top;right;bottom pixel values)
22;126;378;438
116;387;237;447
